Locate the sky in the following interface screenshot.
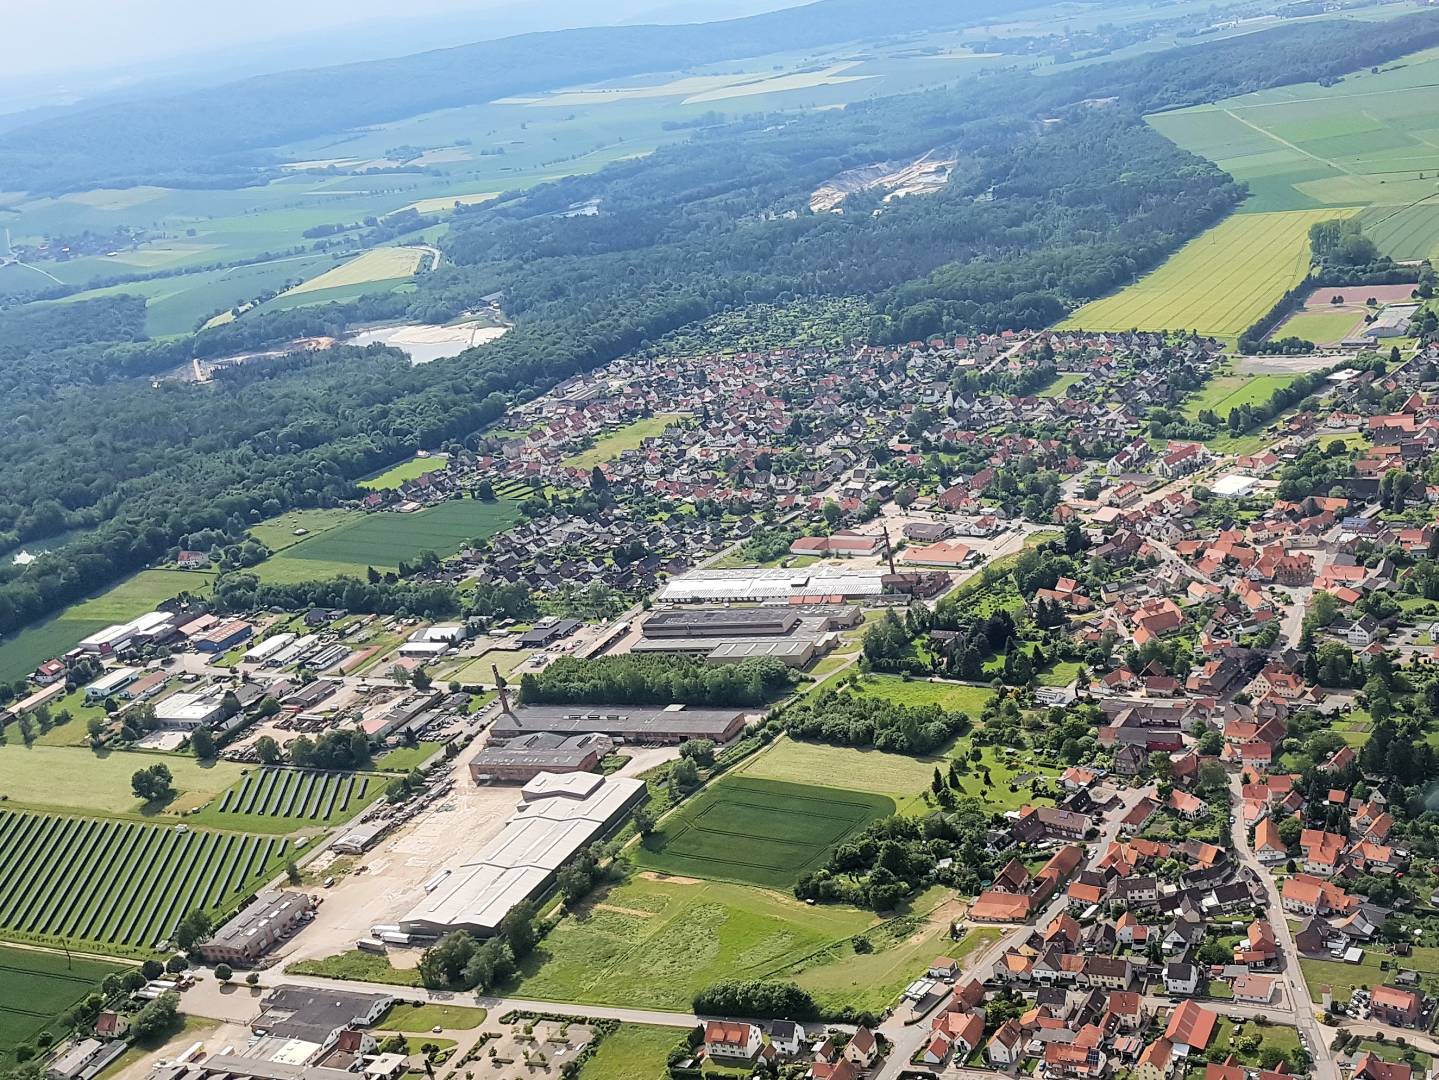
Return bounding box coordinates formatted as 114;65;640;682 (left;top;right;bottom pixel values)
0;0;796;85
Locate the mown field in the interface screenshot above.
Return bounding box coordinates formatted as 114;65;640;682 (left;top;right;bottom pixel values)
577;1024;678;1080
253;498;520;582
849;674;993;715
0;945;125;1057
189;768;382;833
286;247;427;295
1057;209;1349;337
0;746;244;817
632;776;892;889
1147;43;1439;258
1181;374;1299;420
0;569;214;684
734;735;938;808
0;809;289;954
562;416;683;470
358;454;450;491
1272;307;1364;344
511;873;875;1011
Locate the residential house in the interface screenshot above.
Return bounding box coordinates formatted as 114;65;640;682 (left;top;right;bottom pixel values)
1163;961;1198;996
1370;985;1423;1028
1164;1001;1217;1054
705;1022;762;1062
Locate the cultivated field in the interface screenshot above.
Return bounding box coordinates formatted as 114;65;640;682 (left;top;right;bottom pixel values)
254;499;521;582
631;776;892;889
0;746;244;817
0;945;124;1056
734;735;938;805
562;416;683;469
0;569;215;684
1181;374;1299;420
191;768;381;833
0;809;289;953
248;508;361;553
286;247;427;296
398;192;500;215
358;454;449;490
512;873;874;1010
1057;209;1350;337
1147;43;1439;257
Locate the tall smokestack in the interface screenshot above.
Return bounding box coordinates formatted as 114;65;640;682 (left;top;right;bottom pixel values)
492;665;514;718
883;526;897;576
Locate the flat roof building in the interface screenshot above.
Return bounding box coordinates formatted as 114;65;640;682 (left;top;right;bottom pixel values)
195;620;253;653
154;687;228;730
491;703;746;745
84;667;140;703
469;732;613;783
641;609;800;638
400;772;645;936
706;637;819;667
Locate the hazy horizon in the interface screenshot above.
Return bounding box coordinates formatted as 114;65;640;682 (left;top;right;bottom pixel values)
0;0;805;90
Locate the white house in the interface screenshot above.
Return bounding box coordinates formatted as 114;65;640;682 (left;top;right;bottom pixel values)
1163;961;1198;995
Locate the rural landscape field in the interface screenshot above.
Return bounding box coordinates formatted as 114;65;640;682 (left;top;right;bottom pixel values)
3;2;1439;1079
1057;208;1348;337
1148;43;1439;255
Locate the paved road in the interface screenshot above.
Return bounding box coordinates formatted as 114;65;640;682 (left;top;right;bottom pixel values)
1227;771;1339;1080
185;969;705;1029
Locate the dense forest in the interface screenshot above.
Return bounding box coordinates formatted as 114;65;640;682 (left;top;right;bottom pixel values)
1;13;1436;638
517;653;795;708
0;0;1020;193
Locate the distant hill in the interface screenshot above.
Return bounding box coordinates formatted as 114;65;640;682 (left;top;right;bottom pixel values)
0;0;1048;194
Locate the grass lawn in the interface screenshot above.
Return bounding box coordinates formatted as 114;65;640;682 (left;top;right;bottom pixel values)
254;499;520;582
511;872;875;1011
0;945;126;1057
358;455;450;491
248;508;361;553
849;675;993;716
734;734;938;812
1275;307;1363;344
289;950;422;986
1039;373;1084;398
946;744;1060;814
377;1003;487;1032
632;776;893;889
1183;375;1299;421
0;569;215;684
0;745;245;817
1298;943;1439;1005
442;648;540;686
1036;661;1082;688
1057;209;1353;337
577;1024;680;1080
1354;1040;1432;1071
787;914;999;1015
562;416;682;469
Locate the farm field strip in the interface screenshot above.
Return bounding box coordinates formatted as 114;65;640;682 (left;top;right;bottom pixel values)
1057;209;1351;337
0;944;124;1055
253;498;521;583
0;809;288;952
285;246;427;295
632;776;893;889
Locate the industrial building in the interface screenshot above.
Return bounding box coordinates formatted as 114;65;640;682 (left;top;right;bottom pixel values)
197;891;314;966
331;821;387;855
78;611;178;656
84;667;140;703
518;618;582;647
469;732;614;782
154;1057;358;1080
154;686;229;730
400;772;645;936
657;566;947;603
194;619;253;653
641;608;801;638
489;702;747;744
706;637;820;667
